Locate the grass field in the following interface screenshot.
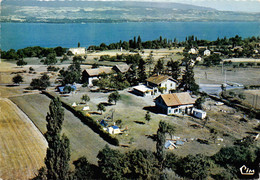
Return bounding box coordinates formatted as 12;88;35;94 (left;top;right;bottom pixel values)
226;89;260;110
56;89;256;157
0;98;47;180
10;94;110;165
194;66;260;85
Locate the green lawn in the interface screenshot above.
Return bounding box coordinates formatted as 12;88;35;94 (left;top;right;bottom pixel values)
10;94;110;165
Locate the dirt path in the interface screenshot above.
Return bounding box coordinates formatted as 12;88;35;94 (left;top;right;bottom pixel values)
0;98;47;180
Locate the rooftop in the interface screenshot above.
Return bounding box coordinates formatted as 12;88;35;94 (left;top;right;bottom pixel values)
133;84;152;93
146;75;176;85
113;64;130;73
84;67;113;76
157;92;195;107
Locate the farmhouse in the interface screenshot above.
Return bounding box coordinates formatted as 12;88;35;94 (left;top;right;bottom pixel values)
146;75;177;95
112;64;130;74
155;92;195;115
68;47;86;55
82;67;113;86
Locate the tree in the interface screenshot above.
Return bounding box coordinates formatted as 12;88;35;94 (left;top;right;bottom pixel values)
44;52;57;65
156;121;168;168
44;98;70;179
97;145;126;179
238;93;246;100
61;55;69;63
12;74;23;85
194;96;206;109
30;74;50;90
108;91;121;105
59;60;81;85
153;58;164;74
145;111;151;123
156;121;176;171
180;60;199;93
73;157;94;179
81;94;90;104
16;59;27;67
97;103;106;114
146;52;154;76
125;149;159;179
221;83;226;96
177;154;211;179
166;60;181;80
73;56;84;64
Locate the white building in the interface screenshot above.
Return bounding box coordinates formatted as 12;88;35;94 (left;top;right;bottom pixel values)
192;108;207;119
204;49;211;56
68;47;86;55
196;56;202;62
146;75;177;95
132;84;153;96
188;48;198;54
155;92;195;115
82;67;113;86
107;126;121;134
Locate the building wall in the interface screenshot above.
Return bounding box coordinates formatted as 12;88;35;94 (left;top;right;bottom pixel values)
161;79;177;93
155;97;194;115
69;48;86;55
88;77;98;86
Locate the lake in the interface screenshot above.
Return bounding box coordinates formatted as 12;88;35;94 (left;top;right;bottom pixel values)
1;22;260;51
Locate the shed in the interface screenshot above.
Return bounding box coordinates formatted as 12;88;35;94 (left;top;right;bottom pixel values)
132;84;153;96
192;108;207;119
108;126;121;134
176;140;184;146
165;140;177;150
82;106;90;111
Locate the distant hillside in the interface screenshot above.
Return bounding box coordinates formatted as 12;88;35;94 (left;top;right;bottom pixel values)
1;1;259;23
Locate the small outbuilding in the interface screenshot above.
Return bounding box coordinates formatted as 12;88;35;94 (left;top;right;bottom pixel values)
165;140;177;150
132;84;153;96
192;108;207;119
107;126;121;135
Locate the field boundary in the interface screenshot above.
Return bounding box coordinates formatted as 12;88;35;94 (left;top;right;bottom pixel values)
206;94;260;120
41;91;119;146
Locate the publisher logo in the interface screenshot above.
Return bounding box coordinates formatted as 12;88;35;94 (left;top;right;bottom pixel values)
240;165;255;176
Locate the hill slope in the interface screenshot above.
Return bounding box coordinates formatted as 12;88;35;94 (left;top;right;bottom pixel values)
1;1;259;22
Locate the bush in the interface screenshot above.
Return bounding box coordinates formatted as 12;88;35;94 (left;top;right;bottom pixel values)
29;67;35;71
82;82;88;87
47;66;60;72
176;154;211;179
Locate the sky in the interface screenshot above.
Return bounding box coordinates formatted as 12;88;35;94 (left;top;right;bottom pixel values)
1;0;260;12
